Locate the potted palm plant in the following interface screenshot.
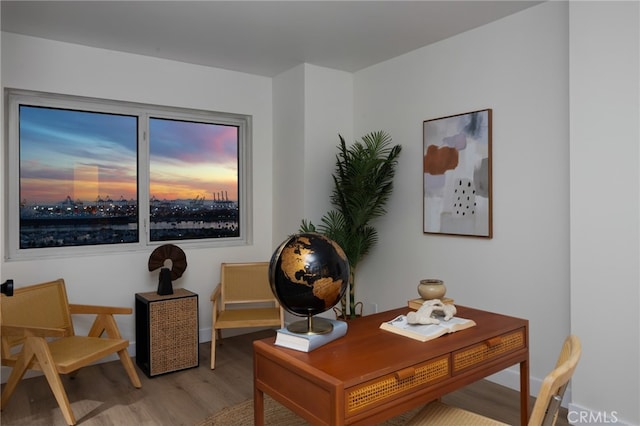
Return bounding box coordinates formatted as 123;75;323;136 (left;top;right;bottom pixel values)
300;131;402;319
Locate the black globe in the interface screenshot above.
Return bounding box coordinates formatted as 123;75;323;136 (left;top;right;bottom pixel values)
269;233;349;318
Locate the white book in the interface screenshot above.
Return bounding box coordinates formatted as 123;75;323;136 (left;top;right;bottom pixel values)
379;314;476;342
275;319;348;352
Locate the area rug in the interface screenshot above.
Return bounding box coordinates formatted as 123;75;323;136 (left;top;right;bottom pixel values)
196;395;421;425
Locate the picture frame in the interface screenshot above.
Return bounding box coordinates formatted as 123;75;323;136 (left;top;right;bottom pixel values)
423;109;492;238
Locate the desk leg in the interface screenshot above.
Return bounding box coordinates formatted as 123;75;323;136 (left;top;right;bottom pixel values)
520;358;530;426
254;387;264;426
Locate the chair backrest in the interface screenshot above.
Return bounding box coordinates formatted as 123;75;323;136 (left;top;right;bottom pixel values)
529;335;582;426
1;279;74;360
220;262;279;307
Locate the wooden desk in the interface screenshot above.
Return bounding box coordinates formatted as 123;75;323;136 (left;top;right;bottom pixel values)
253;306;529;425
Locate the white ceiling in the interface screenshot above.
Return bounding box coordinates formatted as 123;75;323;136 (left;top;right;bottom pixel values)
1;1;542;78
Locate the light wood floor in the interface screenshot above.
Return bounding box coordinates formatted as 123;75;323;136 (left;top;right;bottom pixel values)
1;329;569;425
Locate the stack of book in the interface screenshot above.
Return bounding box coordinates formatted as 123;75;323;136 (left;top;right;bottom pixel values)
408;297;455;311
275;319;348;352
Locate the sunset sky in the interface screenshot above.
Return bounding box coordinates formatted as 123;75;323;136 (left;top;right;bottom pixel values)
19;105;238;205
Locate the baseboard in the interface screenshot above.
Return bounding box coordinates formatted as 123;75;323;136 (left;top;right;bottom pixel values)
485;366;572;409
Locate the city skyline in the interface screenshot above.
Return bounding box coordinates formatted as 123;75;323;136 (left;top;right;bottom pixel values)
19;105;238;205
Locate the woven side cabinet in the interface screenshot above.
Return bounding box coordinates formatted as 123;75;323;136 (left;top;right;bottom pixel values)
135;289;199;377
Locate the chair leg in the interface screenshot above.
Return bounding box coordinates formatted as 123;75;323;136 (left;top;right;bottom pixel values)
27;338;77;425
117;349;142;388
88;313;123;339
1;345;33;409
210;327;217;369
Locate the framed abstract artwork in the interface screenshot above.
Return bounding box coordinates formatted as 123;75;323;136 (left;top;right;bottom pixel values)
423;109;492;238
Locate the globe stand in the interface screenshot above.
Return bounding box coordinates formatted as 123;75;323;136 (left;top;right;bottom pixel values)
287;315;333;335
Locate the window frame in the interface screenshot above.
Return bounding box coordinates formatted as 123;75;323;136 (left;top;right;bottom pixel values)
5;88;252;261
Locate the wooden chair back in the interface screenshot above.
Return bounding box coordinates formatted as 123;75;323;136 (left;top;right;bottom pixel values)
210;262;284;369
1;279;74;358
529;335;582;426
220;262;280;306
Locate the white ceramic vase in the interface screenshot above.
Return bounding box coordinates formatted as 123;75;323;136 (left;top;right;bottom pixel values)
417;279;446;300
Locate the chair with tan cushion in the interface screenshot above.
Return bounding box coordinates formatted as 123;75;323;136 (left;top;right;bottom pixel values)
406;335;581;426
210;262;284;369
0;278;141;425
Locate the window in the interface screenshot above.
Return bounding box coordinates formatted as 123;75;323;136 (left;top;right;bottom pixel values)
18;105;140;249
5;89;251;260
148;117;240;242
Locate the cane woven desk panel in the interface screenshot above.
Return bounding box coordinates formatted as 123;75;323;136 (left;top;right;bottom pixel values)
346;355;450;413
452;328;525;374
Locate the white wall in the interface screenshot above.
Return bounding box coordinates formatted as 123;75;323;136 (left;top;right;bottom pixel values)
272;63;353;323
569;2;640;425
0;33;274;359
352;0;570;395
273;64;306;244
272;63;353;245
302;64;353;229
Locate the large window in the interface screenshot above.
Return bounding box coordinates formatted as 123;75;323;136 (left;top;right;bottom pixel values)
5;89;251;260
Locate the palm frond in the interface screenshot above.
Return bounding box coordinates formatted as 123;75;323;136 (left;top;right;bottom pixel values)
299;130;401;316
299;219;317;233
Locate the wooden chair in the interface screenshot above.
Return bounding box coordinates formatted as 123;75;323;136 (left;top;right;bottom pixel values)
210;262;284;369
406;335;581;426
0;278;142;425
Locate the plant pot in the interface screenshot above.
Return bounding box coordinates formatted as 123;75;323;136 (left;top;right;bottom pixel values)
333;302;363;320
417;279;446;300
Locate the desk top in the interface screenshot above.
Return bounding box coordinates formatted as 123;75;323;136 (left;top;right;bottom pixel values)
254;305;528;387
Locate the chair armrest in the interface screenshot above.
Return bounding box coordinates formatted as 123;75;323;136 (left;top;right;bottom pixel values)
211;283;222;302
69;304;132;315
1;324;66;338
69;304;131;339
